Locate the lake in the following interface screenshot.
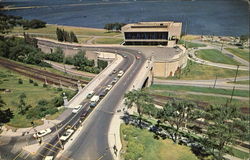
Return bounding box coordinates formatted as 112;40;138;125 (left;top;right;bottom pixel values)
1;0;249;36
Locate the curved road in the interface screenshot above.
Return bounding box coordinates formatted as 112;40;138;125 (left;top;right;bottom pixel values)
35;39;145;160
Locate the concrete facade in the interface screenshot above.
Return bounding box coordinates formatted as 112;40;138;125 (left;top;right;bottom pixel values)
122;21;182;47
153;45;187;77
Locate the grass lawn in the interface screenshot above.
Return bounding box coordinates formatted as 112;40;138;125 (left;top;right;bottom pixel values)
225;48;250;62
226;147;250;159
0;66;74;128
94;37;123;44
228;80;249;85
148;84;249;97
120;124;198;160
12;25;121;37
164;60;249;80
181;35;201;41
178;40;206;48
196;49;242;65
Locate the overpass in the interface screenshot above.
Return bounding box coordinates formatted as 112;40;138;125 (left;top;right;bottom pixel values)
33;38;154;160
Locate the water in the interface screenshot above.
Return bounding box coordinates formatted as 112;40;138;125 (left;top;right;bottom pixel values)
1;0;249;36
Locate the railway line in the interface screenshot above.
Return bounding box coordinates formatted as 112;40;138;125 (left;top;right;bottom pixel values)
0;58;89;89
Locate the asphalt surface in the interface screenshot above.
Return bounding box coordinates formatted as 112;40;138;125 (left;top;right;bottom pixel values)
32;40;145;160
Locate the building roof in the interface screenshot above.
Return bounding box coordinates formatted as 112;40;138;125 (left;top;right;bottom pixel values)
122;21;182;32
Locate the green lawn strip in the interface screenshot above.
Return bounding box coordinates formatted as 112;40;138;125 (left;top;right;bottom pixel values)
94;37;123;44
225;48;250;62
178;40;206;48
225;147;250;159
228;80;250;85
120;124;198;160
196;49;242;65
149;84;249;97
164;60;249;80
12;25;121;37
0;66;74;128
150;91;249;109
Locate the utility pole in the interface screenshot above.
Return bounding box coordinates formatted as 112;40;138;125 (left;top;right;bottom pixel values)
213;75;217;88
220;42;224;53
234;65;239;83
229;86;235;103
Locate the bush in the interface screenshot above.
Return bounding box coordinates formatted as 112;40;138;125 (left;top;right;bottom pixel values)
51;96;63;107
37;99;49;106
34;82;38;86
43;83;47;88
29;79;33;83
18;78;23;84
57;88;63;91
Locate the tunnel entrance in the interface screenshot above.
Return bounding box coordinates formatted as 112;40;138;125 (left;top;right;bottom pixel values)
142;77;149;88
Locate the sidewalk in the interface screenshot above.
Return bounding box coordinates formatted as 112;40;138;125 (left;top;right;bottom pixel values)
108;58;153;160
0;119;60;137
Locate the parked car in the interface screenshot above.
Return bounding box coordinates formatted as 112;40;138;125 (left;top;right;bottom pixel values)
44;156;54;160
72;105;83;113
106;84;113;91
33;128;52;138
60;129;74;141
90;95;100;107
111;77;119;84
87;91;94;99
136;56;140;59
112;69;117;74
117;70;124;77
99;90;107;98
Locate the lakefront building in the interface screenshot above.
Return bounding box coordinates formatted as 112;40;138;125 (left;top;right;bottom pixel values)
121;21;182;47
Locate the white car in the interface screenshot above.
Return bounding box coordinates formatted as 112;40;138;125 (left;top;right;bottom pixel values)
44;156;54;160
117;70;124;77
33;128;52;138
59;129;74;141
72;105;83;113
106;84;113;90
87;91;94;99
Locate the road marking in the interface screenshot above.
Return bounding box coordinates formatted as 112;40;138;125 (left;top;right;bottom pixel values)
12;150;23;160
45;142;63;150
44;146;57;153
23;152;30;160
97;155;104;160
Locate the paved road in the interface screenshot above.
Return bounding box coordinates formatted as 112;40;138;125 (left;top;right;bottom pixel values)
34;39;145;160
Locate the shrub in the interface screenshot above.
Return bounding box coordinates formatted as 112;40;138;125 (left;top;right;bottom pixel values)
18;78;23;84
29;79;33;83
34;82;38;86
57;88;63;91
37;99;49;106
43;83;47;88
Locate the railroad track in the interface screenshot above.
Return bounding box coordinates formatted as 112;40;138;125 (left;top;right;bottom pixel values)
150;93;249;114
0;58;89;89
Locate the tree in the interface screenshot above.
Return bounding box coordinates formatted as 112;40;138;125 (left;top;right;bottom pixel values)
18;93;27;115
124;89;154;127
29;19;46;29
0;95;6;108
56;28;64;42
202;104;248;159
0;96;13;126
157;100;198;143
70;31;78;43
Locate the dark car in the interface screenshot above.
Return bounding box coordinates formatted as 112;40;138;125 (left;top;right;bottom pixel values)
112;70;117;74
